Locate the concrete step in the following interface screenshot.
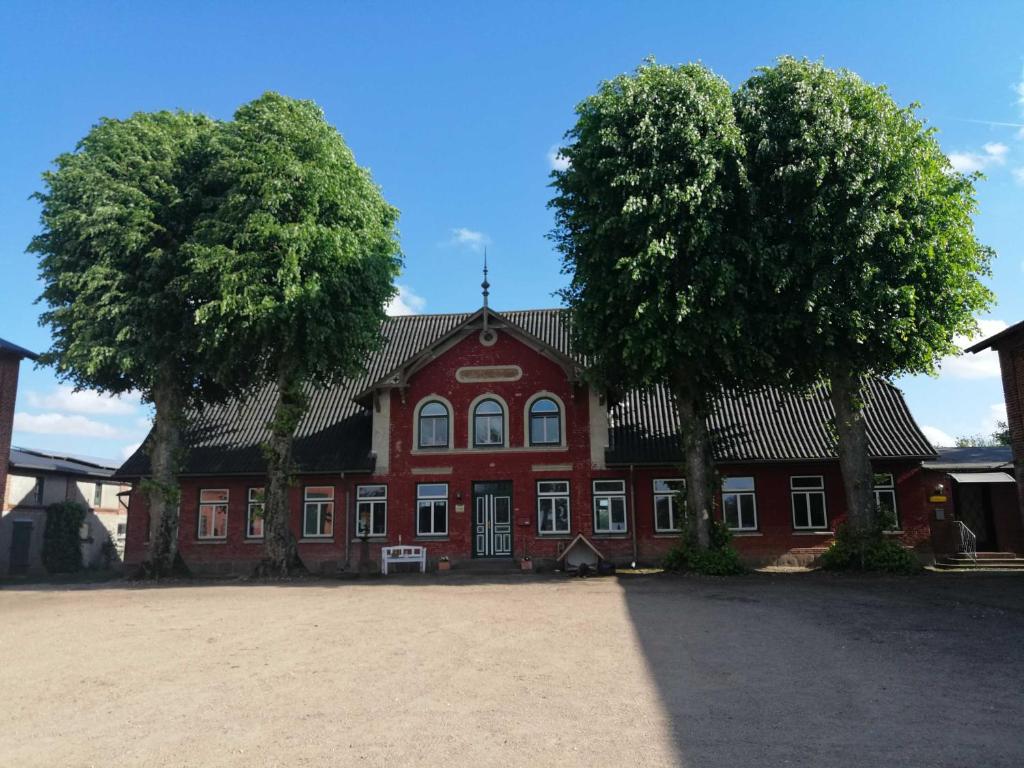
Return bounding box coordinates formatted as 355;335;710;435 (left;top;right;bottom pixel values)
935;560;1024;571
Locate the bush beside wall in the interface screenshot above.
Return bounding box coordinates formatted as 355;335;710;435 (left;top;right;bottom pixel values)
42;500;87;574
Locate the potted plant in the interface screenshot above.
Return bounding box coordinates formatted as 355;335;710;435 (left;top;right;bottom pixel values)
438;556;451;572
520;555;533;572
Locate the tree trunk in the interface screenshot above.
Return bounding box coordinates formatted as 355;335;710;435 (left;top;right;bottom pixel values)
674;372;713;550
259;370;307;575
142;377;185;577
829;367;876;537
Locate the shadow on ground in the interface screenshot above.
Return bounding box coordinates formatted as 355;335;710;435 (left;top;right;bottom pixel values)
618;572;1024;768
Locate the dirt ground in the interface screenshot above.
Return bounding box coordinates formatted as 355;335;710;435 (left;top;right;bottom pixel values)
2;572;1023;768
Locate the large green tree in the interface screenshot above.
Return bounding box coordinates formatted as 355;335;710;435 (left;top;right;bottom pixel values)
30;111;223;575
192;93;401;574
550;61;767;549
734;58;994;531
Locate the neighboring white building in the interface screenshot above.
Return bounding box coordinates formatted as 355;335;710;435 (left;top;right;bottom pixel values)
1;447;130;576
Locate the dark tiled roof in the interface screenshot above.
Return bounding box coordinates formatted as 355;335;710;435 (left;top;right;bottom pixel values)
116;308;935;477
10;447;119;478
923;446;1013;471
606;379;936;465
0;337;38;360
117;309;571;477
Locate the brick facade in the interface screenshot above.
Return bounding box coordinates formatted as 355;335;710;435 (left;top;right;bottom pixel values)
998;340;1024;539
0;351;23;507
123;326;933;574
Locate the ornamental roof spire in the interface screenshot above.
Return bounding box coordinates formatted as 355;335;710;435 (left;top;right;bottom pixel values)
481;248;490;310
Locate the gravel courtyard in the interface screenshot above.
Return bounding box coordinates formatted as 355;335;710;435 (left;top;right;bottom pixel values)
2;572;1023;768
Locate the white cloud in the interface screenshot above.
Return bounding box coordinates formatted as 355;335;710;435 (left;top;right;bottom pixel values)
1012;167;1024;185
14;412;123;438
23;386;141;416
449;228;490;252
547;145;570;172
937;319;1008;379
948;142;1009;173
386;284;427;316
120;442;142;461
921;425;955;448
983;402;1008;434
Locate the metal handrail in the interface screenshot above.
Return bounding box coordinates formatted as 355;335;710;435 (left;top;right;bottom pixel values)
955;521;977;563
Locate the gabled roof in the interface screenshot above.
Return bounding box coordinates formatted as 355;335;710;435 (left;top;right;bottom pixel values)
966;319;1024;353
116;308;935;478
0;337;38;360
10;446;119;478
354;307;580;403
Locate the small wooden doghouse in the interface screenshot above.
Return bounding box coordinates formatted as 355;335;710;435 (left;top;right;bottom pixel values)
556;534;604;573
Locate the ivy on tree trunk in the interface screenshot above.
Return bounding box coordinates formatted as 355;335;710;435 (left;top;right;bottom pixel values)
259;372;306;576
675;380;713;550
829;369;876;537
142;377;185;577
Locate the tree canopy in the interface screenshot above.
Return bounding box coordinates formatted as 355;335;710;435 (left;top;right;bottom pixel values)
189;92;402;573
550;60;768;549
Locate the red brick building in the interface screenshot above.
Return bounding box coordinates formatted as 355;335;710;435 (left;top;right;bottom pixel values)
117;307;938;574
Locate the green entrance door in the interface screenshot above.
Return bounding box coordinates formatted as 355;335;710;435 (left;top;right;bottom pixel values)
473;481;513;558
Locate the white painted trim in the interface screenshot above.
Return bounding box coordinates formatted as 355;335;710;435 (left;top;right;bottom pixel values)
536;479;571;535
653;478;685;533
592;479;628;534
455;364;522;383
790;475;828;530
371;389;391;473
522;391;567;448
467;392;509;449
197;488;229;540
416;482;449;537
303;485;336;538
356;483;388;537
412;394;453;450
721;475;758;532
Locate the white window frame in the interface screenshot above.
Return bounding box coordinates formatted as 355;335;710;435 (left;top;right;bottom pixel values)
246;487;265;539
416;483;448;537
197;488;229;540
790;475;828;530
472;398;506;447
653;478;685;533
593;479;628;534
537;480;571;535
721;476;758;532
356;484;388;537
417;400;450;449
873;473;900;529
528;397;562;446
303;486;335;538
93;482;103;508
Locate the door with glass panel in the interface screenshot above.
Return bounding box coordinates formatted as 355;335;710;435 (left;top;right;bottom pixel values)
473;481;513;557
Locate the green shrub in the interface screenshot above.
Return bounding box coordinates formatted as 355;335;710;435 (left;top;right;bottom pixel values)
661;521;746;575
819;521;920;574
42;500;87;574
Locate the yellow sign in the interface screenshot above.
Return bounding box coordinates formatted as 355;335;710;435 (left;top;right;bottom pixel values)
929;495;947;503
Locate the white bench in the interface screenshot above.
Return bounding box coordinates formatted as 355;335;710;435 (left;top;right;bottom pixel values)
381;545;427;575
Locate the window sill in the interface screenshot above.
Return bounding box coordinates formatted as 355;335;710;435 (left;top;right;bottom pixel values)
350;537;389;544
538;533;573;539
592;533;629;539
414;536;449;542
298;537;335;544
654;531;682;537
730;531;763;537
194;539;227;545
793;530;833;536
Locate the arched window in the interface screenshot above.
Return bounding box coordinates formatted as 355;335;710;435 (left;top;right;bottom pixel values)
418;401;449;448
473;398;504;447
529;397;561;445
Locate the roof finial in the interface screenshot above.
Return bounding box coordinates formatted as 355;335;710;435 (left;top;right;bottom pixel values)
481;248;490;310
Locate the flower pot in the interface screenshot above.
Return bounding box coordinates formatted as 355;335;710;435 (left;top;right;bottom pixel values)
520;559;533;571
438;560;451;571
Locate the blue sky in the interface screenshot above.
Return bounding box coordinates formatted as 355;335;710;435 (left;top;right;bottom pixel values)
1;1;1022;462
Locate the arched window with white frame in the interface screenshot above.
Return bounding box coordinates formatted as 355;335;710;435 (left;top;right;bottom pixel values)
418;400;450;449
473;398;505;447
529;397;561;445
